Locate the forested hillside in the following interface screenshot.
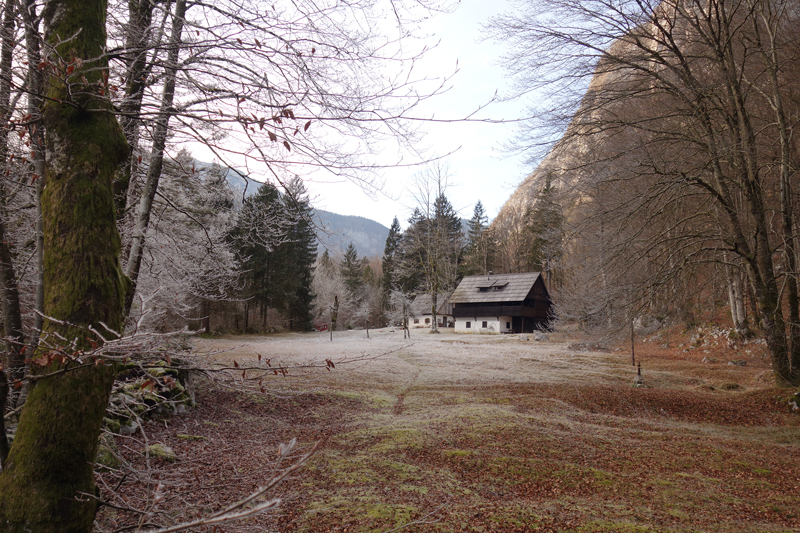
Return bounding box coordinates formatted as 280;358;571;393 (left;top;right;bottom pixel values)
489;0;800;387
315;211;390;258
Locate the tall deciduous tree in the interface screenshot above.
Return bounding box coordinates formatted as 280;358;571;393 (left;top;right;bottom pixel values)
312;251;352;334
0;0;457;526
0;0;26;432
123;0;186;315
0;0;129;529
491;0;800;386
127;151;238;331
399;165;464;331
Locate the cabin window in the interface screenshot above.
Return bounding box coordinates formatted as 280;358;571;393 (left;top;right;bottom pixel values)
506;322;511;329
466;321;471;328
478;287;489;292
425;318;430;324
482;321;488;328
413;319;419;324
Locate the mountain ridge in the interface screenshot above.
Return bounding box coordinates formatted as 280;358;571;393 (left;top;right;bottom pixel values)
219;165;390;257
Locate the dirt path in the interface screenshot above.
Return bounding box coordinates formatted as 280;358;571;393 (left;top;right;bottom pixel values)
101;329;800;533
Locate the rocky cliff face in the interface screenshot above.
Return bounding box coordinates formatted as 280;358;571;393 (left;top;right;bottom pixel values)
490;35;637;243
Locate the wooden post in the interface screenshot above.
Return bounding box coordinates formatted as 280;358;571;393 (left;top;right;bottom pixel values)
330;295;338;342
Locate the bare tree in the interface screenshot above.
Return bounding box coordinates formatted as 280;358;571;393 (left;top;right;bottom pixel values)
387;289;414;338
312;253;354;337
127;151;239;332
401;163;464;332
0;0;459;528
0;0;130;527
491;0;800;386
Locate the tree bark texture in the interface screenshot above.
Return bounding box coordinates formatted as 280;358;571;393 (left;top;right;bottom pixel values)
115;0;156;216
0;0;27;410
0;0;129;530
0;368;9;467
23;0;47;351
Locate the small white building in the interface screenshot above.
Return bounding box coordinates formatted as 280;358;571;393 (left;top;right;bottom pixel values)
409;292;453;329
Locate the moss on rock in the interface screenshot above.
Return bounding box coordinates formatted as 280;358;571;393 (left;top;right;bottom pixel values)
96;434;120;470
146;443;176;462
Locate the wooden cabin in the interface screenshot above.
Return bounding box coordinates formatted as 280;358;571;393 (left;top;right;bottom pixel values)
449;272;553;333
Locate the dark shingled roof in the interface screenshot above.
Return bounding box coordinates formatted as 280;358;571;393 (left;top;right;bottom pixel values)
409;293;452;316
449;272;543;304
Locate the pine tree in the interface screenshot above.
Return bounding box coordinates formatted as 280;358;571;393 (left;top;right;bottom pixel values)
395;208;427;294
279;176;317;330
462;201;495;275
525;175;563;286
395;192;463;332
319;249;333;271
433;192;464;285
380;216;402;323
467;201;488;244
340;242;365;303
428;192;464;330
228;182;287;330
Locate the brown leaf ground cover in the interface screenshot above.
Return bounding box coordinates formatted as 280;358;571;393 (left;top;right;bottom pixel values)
97;328;800;532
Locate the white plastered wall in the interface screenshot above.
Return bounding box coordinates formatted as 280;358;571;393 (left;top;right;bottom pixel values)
455;316;513;334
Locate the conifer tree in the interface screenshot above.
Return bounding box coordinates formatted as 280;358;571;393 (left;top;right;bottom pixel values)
341;242;365;303
428;192;464;329
433;192;464;286
524;175;563;286
279;176;317;330
228;182;287;330
396;181;464;332
380;216;402;323
462;201;494;275
395;208;428;294
319;249;333;271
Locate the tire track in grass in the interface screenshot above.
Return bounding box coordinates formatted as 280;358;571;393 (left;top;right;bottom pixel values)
392;368;421;415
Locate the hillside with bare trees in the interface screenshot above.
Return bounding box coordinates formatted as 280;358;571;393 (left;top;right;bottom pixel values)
489;0;800;388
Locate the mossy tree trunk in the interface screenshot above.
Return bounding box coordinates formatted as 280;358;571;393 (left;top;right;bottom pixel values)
0;0;129;530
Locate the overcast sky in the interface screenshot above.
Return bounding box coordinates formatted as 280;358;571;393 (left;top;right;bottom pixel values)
303;0;534;229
